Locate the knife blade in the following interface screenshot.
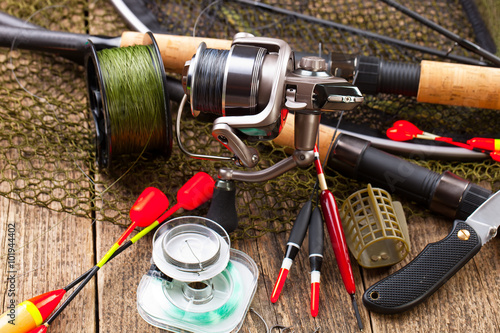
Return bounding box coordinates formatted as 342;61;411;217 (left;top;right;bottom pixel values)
362;190;499;314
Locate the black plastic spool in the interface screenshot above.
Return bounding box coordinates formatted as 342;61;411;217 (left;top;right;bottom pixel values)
85;32;172;169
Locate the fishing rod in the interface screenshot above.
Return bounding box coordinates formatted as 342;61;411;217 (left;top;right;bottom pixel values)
380;0;500;67
2;12;500;108
274;113;492;222
1;12;497;130
329;53;500;110
0;19;488;162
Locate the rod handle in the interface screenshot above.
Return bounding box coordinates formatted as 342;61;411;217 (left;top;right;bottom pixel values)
417;60;500;110
120;32;232;74
273;116;491;219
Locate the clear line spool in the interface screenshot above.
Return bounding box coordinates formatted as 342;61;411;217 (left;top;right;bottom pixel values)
138;216;258;333
85;32;172;169
340;184;410;268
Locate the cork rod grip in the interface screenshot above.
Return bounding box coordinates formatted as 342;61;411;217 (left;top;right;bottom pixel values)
417;60;500;110
273;113;341;162
120;32;232;74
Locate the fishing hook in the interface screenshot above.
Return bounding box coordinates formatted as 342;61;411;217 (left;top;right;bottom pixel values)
270;325;294;332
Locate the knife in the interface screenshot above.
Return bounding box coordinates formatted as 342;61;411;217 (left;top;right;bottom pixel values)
362;189;499;314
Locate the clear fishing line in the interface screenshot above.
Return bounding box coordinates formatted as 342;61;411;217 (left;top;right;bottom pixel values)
137;251;259;333
138;217;259;332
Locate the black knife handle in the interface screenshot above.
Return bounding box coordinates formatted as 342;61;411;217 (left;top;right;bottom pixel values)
362;220;482;314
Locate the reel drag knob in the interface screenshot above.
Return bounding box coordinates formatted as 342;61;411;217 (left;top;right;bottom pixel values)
298;56;328;72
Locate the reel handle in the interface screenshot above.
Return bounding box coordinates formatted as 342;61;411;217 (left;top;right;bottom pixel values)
120;32;232;74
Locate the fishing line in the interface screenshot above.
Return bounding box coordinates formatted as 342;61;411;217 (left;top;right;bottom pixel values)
193;0;221;38
98;46;165;154
88;40;171;168
190;48;229;115
3;9;172;275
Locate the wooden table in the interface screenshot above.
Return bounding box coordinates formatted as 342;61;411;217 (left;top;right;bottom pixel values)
1;2;499;332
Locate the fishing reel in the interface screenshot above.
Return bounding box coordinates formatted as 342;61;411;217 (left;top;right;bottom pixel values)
178;33;363;180
177;34;363;232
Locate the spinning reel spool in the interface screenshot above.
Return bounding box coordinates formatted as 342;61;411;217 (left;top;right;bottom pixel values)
137;216;258;333
85;32;172;169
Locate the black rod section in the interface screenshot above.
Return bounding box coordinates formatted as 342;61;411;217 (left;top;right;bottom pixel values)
380;0;500;66
0;26;121;64
234;0;487;66
329;133;491;220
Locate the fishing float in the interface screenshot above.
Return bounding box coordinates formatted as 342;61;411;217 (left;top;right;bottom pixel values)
0;172;215;333
387;120;500;162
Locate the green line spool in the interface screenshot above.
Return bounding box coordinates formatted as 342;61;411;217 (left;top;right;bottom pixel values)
85;32;172;169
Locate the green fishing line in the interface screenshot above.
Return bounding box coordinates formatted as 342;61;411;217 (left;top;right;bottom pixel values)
97;44;168;157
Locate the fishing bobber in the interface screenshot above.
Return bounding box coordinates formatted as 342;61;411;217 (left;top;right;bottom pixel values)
0;290;65;333
137;216;258;333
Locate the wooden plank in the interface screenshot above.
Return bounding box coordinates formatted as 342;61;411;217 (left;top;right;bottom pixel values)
0;196;95;332
233;231;369;333
0;3;95;332
95;221;164;332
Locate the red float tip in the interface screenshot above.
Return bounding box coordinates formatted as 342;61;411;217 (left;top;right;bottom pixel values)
129;187;169;227
387;120;426;142
310;282;320;317
27;324;48;333
386;127;415;141
490;151;500;162
28;289;66;321
176;172;215;210
270;268;289;303
393;120;423;135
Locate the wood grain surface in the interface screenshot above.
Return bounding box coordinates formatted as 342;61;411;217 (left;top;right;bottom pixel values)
0;1;499;333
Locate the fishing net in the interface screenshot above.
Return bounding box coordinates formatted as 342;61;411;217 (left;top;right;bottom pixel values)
1;0;499;239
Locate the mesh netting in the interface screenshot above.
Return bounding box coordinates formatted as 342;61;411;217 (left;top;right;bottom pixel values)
1;0;499;239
